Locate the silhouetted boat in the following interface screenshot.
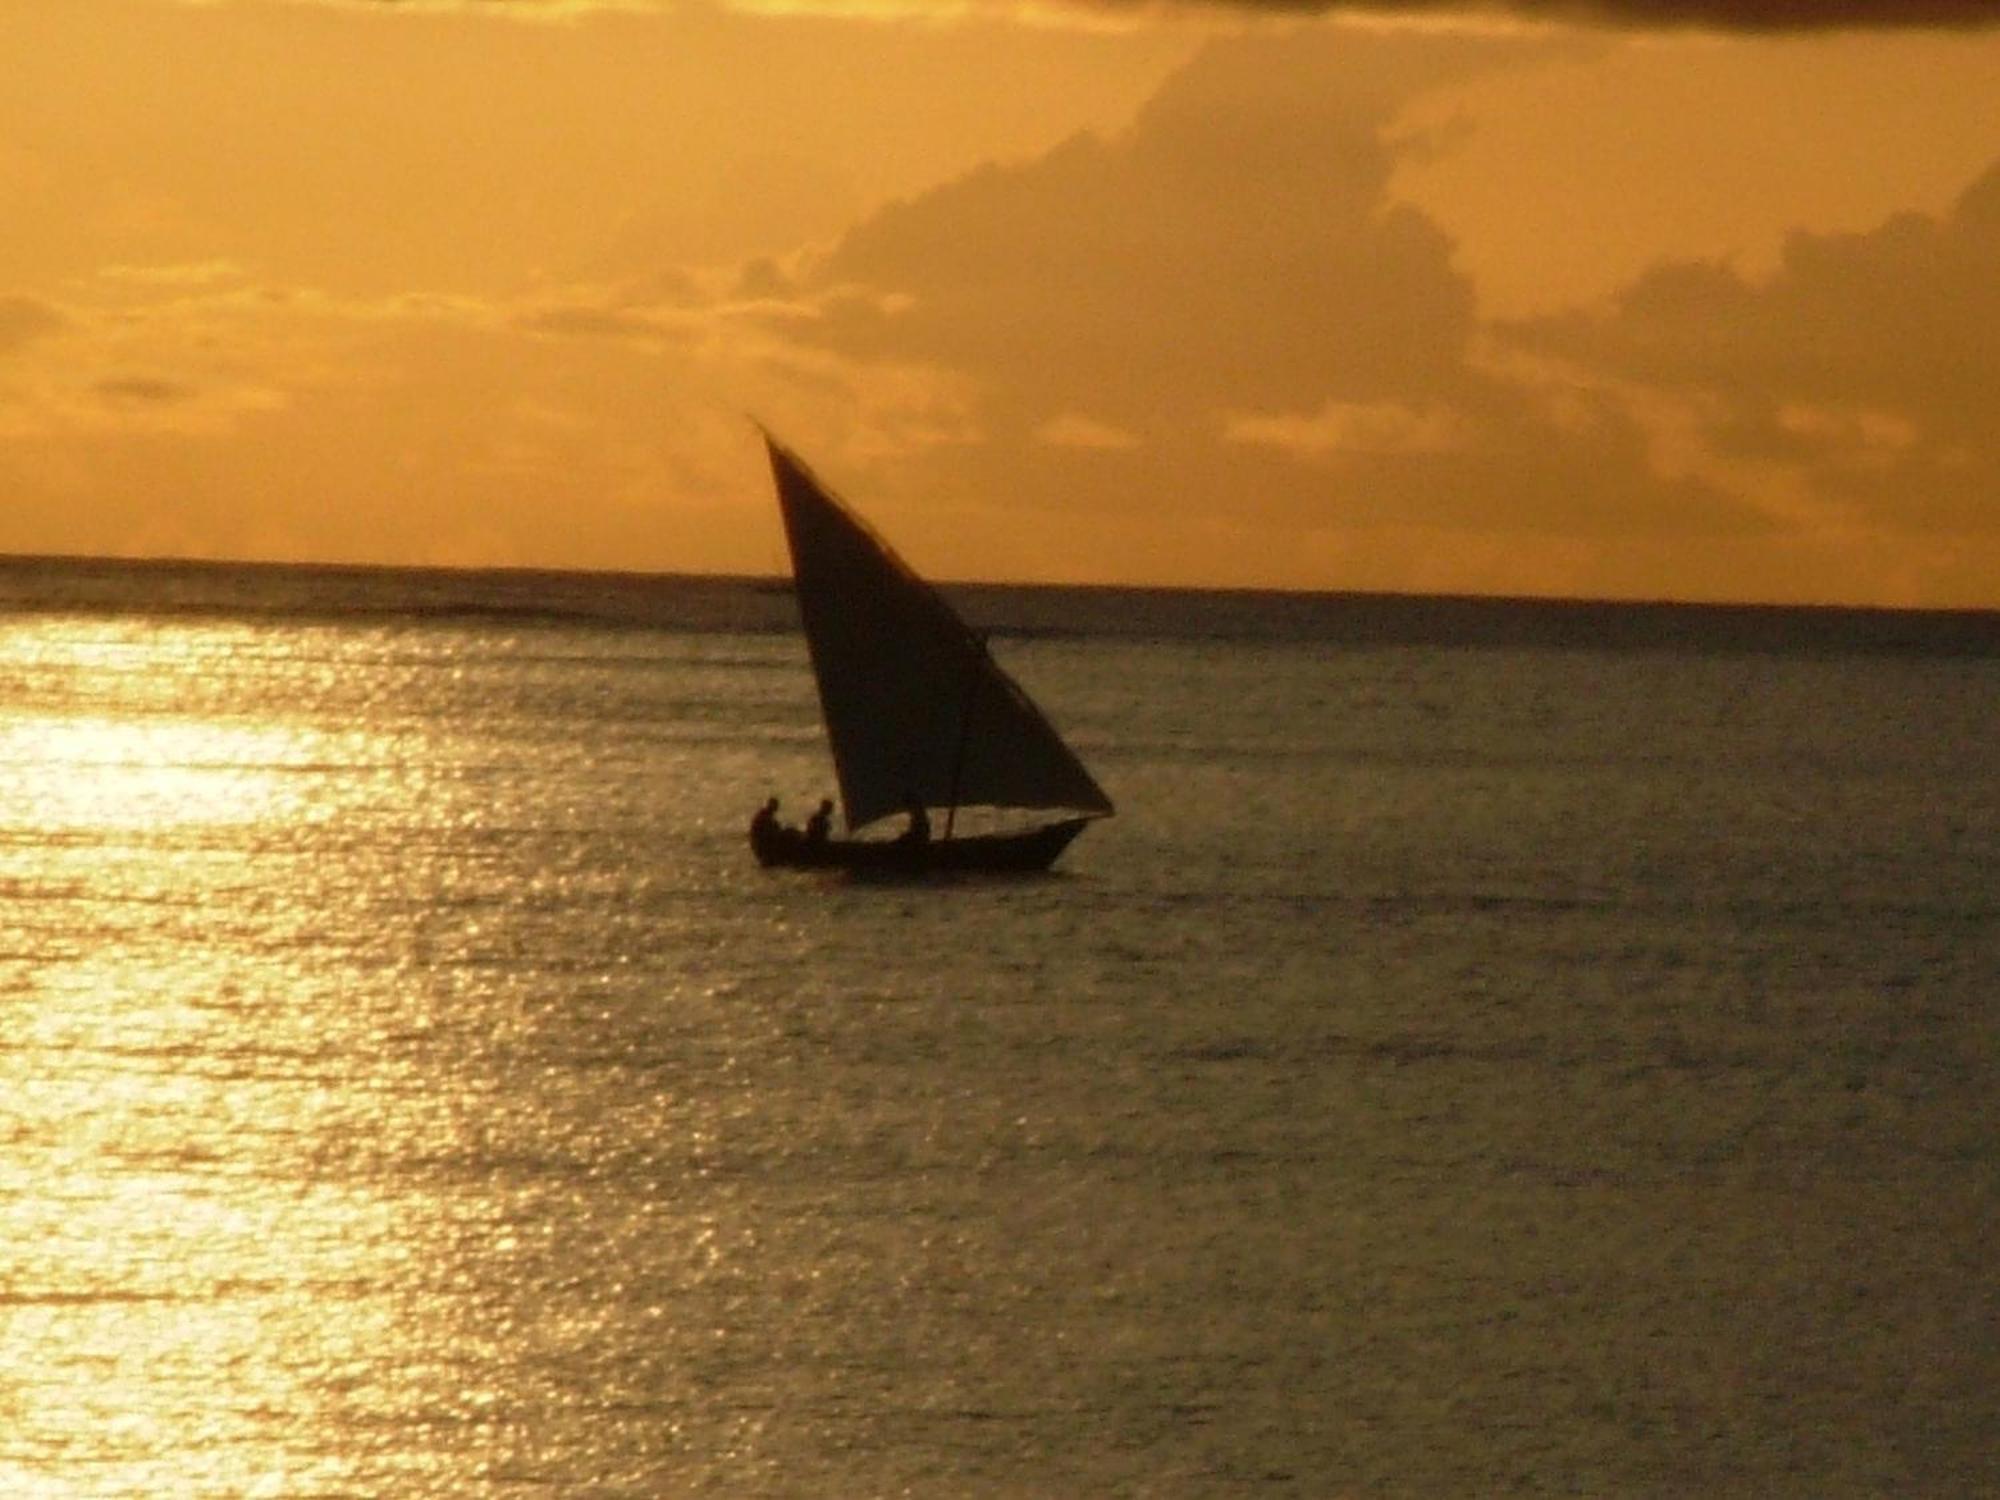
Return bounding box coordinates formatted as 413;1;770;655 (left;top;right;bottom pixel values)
752;433;1113;874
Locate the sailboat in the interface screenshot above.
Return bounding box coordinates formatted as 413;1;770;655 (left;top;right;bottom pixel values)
752;433;1114;874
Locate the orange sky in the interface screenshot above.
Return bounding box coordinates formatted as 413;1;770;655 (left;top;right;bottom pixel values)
3;0;1997;606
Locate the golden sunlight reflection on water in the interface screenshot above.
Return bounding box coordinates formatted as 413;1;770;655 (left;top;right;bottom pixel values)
0;620;329;833
1;612;772;1494
0;619;456;1494
1;716;311;833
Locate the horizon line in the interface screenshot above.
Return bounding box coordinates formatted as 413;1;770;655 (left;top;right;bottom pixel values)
1;547;1995;623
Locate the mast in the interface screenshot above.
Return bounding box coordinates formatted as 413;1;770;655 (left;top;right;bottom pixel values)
942;634;986;841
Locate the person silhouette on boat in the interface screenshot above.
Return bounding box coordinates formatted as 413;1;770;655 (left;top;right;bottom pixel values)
896;793;930;846
805;798;834;846
749;796;788;862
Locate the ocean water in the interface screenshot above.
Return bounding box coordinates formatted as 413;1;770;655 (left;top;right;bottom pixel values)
0;559;1993;1497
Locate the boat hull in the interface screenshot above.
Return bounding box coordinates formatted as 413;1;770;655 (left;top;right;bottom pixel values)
753;818;1092;875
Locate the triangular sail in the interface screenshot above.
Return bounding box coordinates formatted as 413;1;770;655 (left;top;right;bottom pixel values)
764;435;1114;834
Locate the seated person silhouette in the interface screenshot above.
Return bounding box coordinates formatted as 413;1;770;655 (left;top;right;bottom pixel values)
805;798;834;845
749;796;792;862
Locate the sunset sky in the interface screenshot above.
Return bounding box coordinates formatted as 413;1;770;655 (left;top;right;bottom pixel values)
4;0;1997;606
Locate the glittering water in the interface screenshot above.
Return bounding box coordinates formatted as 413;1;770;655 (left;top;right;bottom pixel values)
1;562;1993;1496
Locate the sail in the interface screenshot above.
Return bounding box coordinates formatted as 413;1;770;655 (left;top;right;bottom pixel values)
764;436;1114;834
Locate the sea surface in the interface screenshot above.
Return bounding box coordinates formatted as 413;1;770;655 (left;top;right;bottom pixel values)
1;557;1993;1497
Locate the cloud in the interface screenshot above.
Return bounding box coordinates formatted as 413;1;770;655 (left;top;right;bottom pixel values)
515;302;693;345
736;23;1782;589
1224;399;1465;457
0;255;789;571
1513;159;2000;535
94;376;194;404
98;260;250;289
1;261;810;588
0;297;67;355
793;29;1494;430
1036;413;1142;450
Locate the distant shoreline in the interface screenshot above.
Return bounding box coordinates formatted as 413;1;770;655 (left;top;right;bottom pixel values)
1;551;1995;657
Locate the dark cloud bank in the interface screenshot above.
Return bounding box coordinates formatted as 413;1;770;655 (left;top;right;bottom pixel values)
371;0;2000;31
1245;0;2000;31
